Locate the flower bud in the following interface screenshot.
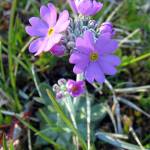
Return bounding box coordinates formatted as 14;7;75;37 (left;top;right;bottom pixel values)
66;79;85;97
52;84;60;92
50;44;65;57
99;22;115;38
58;79;67;86
68;0;103;16
56;92;64;100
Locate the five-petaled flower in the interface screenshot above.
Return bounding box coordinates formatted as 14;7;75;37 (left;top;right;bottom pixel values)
68;0;103;16
66;80;85;97
26;3;70;56
69;31;121;84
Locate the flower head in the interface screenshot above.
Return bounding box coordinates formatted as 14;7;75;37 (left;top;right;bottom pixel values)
26;3;70;56
69;31;121;84
99;22;115;38
69;0;103;16
66;80;85;97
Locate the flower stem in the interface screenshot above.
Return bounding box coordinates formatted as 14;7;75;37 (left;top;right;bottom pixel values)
105;79;123;134
64;96;79;150
86;92;91;150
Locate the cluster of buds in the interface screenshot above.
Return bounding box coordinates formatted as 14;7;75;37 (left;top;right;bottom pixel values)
52;79;85;100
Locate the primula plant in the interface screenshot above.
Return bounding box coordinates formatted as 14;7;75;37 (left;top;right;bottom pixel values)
0;0;150;149
22;0;149;150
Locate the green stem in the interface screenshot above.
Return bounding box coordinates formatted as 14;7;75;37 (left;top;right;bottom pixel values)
86;92;91;150
119;29;140;47
121;52;150;67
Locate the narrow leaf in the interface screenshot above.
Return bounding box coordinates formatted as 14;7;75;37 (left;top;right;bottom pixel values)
96;132;148;150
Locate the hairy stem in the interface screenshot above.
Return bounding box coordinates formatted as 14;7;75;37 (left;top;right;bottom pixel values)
86;92;91;150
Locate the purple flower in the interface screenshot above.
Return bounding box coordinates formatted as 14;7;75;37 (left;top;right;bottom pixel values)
68;0;103;16
69;31;121;84
66;80;85;97
26;3;70;56
99;22;115;38
50;44;65;57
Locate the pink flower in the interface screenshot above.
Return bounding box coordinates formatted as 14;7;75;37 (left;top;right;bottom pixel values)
25;3;70;56
66;80;85;97
69;31;121;84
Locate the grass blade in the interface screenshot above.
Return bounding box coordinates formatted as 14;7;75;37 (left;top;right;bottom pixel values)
2;135;8;150
8;0;21;111
118;97;150;118
9;141;15;150
96;132;148;150
0;41;5;83
17;117;61;149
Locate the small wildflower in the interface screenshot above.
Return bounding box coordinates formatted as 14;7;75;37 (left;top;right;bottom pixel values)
69;0;103;16
69;31;121;84
100;22;115;38
26;3;70;56
66;80;85;97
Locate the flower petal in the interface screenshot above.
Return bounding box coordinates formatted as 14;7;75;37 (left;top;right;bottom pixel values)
26;17;48;37
40;3;57;27
100;55;121;66
98;60;117;75
76;31;94;54
95;36;118;54
84;31;95;50
78;0;92;15
35;34;62;56
70;52;89;74
69;52;88;64
54;20;70;33
76;37;91;54
89;1;103;15
29;38;44;53
84;62;105;83
54;10;69;33
29;17;48;28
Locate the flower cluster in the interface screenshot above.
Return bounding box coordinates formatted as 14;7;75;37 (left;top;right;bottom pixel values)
52;79;85;99
26;0;121;98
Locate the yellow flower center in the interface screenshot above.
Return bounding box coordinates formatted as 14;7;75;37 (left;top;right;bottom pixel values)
48;28;54;36
90;52;99;61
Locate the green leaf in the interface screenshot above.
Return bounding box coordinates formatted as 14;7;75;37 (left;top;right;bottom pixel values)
46;89;87;150
96;132;148;150
91;103;107;122
9;141;15;150
17;117;62;150
2;135;8;150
